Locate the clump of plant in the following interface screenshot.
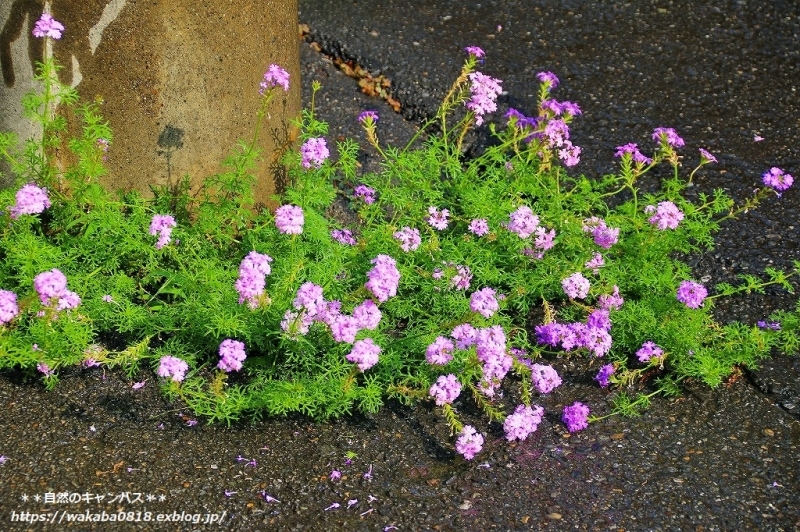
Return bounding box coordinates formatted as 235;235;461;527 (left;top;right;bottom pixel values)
1;14;797;460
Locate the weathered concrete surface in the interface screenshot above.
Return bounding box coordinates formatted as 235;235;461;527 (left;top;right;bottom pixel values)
1;0;300;204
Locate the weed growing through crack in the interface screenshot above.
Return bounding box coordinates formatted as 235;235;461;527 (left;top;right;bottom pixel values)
1;16;798;459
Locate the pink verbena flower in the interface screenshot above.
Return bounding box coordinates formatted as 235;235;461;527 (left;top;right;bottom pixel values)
464;46;485;58
260;64;290;93
300;137;329;169
330;314;360;343
465;72;502;126
426;336;455;365
636;341;664;363
455;425;484;460
354;184;376;204
652;127;685;148
393;226;421;252
218;339;246;372
762;167;794;192
599;285;624;310
149;214;176;249
346;338;381;372
507;205;539;238
10;184;51;219
531;364;562;394
451;323;477;350
699;148;717;164
646;201;684;230
32;13;64;39
56;290;81;311
235;251;273;307
275;204;304;234
562;402;590;432
357;110;379;124
0;290;19;325
469;287;499;318
365;254;401;302
468;218;489;236
429;374;461;405
536;71;559;89
503;404;544;441
561;272;590;300
585;252;605;274
614;143;652;165
293;282;325;318
281;309;312;339
352;299;382;330
37;362;54;376
331;228;357;245
676;280;707;309
157;355;189;383
33;269;67;305
426;206;450;230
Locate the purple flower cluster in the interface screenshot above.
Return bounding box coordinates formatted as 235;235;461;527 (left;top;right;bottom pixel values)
149;214;176;249
10;184;51;219
645;201;684;230
562;272;590;300
536;71;559;89
331;228;357;245
32;13;64;39
357;110;379;124
345;338;381;372
535;313;613;358
562;402;590;432
530;364;562;394
757;320;781;330
699;148;717;164
455;425;484;460
275;204;304;235
476;325;511;397
33;269;81;310
353;185;376;204
158;355;189;383
598;285;624;310
506;205;539;238
280;310;311;339
636;341;664;363
465;71;502;126
594;364;615;387
393;226;421;252
583;217;619;249
468;218;489;236
652;127;685;148
365;255;401;303
676;280;707;309
0;290;19;325
464;46;485;58
429;374;462;405
426;206;450;230
352;299;381;330
300;137;329;169
503;404;544;441
762;167;794;192
218;339;246;372
614;143;652;165
585;252;605;274
260;64;290;93
426;336;455;365
451;323;477;350
235;251;273;307
469;287;499;318
541;99;582;118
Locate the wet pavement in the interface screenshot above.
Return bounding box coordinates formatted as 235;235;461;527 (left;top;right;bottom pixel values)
1;1;799;530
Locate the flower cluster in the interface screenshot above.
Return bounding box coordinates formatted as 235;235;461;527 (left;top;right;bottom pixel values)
218;339;246;372
585;252;605;274
562;402;590;432
426;336;455;365
158;355;189;383
598;285;624;310
676;280;707;309
468;218;489;236
33;269;81;311
260;64;290;93
535;309;614;358
455;425;484;460
275;204;304;235
583;217;619;249
530;364;562;394
652;127;685;148
503;404;544;441
429;374;461;405
433;262;473;291
357;110;378;124
393;227;421;252
300;137;329;169
594;364;615;387
646;201;684;230
636;341;664;363
32;13;64;39
426;206;449;230
235;251;273;307
475;325;511;397
0;290;19;325
469;287;499;318
331;228;357;245
465;71;502;126
345;338;381;372
536;71;559;89
464;46;485;58
762;167;794;192
562;272;591;299
9;184;51;219
353;185;376;204
506;205;539;238
365;255;400;302
614;143;652;165
149;214;176;249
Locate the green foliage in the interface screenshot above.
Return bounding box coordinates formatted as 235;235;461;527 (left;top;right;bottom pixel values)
1;48;798;453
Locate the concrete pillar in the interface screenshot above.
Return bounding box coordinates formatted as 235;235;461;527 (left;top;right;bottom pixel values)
0;0;300;205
